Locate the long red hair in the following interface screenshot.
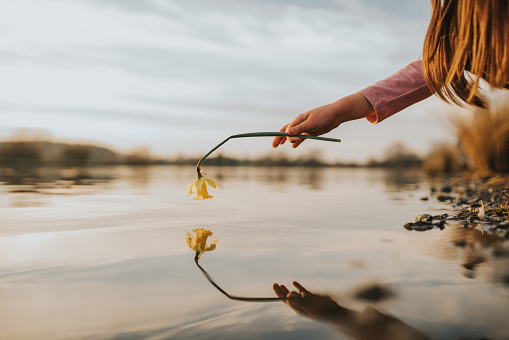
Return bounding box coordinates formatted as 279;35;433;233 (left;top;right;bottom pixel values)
422;0;509;107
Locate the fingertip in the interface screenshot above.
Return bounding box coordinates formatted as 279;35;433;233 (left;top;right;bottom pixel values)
293;281;304;290
273;284;287;299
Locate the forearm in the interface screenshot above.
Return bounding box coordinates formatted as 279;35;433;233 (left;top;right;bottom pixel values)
329;92;376;125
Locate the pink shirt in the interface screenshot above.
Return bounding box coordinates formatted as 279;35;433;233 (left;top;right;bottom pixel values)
359;60;433;124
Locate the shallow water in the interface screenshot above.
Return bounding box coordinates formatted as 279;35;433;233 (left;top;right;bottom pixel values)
0;166;508;340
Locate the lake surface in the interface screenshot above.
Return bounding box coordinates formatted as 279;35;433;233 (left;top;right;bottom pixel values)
1;166;508;340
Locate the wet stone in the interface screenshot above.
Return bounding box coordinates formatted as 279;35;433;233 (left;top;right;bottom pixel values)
493;249;509;258
354;284;393;302
404;222;435;232
458;197;479;205
441;186;453;193
498;220;509;227
437;195;455;202
405;175;509;236
435;220;446;230
454;240;467;248
462;257;484;271
415;214;433;222
432;213;449;220
486;216;506;224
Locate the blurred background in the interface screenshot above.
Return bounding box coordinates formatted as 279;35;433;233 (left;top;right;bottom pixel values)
2;2;509;339
1;0;456;163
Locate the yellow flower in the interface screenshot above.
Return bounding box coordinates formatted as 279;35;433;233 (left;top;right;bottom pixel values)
186;228;217;259
187;174;218;200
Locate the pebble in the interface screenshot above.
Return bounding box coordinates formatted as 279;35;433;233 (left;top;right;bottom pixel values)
404;175;509;236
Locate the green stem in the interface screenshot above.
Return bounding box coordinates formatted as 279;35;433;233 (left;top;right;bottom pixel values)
194;257;289;302
196;132;341;174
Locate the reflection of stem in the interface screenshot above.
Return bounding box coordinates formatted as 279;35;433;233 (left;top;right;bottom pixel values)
196;132;341;175
194;257;287;302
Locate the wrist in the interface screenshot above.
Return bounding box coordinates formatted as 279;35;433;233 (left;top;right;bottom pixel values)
330;93;375;124
327;306;358;326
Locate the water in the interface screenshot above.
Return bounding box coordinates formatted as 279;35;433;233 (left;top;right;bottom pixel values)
0;166;508;340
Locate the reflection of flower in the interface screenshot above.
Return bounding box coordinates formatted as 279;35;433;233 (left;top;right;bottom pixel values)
187;174;218;200
186;228;217;259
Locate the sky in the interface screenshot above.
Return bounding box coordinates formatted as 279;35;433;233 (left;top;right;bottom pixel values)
0;0;458;162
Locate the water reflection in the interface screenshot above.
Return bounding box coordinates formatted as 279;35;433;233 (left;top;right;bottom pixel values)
126;166;151;189
297;168;325;190
205;166;327;191
186;228;218;259
2;166;509;339
430;224;509;285
184;166;427;195
0;166;117;208
0;166;114;189
273;281;428;340
381;168;422;193
188;229;284;302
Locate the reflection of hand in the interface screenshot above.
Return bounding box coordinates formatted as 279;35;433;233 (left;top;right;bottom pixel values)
272;93;374;149
274;282;429;340
273;281;352;323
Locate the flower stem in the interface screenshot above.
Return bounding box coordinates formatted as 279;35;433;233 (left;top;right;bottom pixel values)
196;132;341;174
194;257;289;302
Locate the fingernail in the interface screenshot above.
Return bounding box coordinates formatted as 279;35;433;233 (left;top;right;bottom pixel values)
288;128;295;135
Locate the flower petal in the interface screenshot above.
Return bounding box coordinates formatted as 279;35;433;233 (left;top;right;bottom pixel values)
205;177;218;190
195;177;205;188
187;180;197;196
205;239;217;252
186;232;196;250
194;228;212;237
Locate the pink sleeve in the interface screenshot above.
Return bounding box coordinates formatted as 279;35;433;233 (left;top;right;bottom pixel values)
359;60;433;124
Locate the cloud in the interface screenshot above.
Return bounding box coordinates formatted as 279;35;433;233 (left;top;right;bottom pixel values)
0;0;445;160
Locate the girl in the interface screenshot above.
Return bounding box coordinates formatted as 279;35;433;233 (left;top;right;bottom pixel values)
272;0;509;149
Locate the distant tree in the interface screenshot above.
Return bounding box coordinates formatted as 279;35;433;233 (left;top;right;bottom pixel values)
61;144;91;166
366;143;422;168
0;142;42;166
382;142;422;167
125;146;152;165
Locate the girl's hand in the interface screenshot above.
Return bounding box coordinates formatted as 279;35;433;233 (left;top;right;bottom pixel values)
272;92;375;148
